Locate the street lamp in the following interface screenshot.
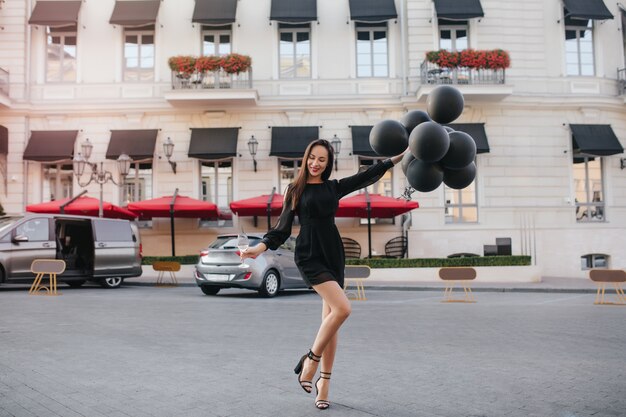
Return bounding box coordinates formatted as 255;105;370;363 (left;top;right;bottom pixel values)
72;139;133;218
330;134;341;171
247;135;258;172
163;136;176;173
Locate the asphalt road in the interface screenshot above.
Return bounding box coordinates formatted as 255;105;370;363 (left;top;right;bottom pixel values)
1;285;624;417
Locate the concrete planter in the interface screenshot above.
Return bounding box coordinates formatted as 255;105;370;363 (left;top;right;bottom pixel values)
368;265;542;283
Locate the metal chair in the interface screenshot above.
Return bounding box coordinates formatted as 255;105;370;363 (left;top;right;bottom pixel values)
384;236;407;258
341;237;361;259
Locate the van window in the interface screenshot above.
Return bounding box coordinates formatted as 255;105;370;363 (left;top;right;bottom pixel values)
93;220;133;242
15;218;49;241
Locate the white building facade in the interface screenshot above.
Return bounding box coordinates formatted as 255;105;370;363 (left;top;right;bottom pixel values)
0;0;624;278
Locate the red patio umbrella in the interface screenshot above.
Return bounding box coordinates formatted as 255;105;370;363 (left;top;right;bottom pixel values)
26;196;137;220
230;191;283;230
127;191;219;256
336;192;418;258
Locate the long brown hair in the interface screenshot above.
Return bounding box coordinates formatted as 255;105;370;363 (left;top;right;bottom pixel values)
288;139;334;209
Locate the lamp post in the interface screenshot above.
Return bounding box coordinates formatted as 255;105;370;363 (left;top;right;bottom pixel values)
163;136;176;173
72;139;133;217
247;135;258;172
330;134;341;171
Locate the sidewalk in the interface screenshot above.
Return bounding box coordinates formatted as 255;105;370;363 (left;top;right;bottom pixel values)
132;265;600;293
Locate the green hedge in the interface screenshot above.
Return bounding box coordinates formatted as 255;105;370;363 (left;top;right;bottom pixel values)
142;255;199;265
346;256;531;268
142;255;531;267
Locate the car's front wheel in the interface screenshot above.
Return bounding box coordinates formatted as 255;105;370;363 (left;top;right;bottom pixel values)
100;277;123;289
201;286;220;296
259;270;280;298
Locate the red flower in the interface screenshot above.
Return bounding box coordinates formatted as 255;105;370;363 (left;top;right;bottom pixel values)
168;56;196;74
426;49;510;70
195;55;223;72
220;53;252;74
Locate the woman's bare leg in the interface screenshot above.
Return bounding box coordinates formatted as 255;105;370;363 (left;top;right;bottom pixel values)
300;281;350;386
317;299;337;402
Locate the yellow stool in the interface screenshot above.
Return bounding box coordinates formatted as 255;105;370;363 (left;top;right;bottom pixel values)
438;267;477;303
343;265;370;301
29;259;66;296
153;261;181;286
589;269;626;305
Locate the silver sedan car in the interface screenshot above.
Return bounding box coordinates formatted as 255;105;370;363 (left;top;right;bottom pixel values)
194;234;308;297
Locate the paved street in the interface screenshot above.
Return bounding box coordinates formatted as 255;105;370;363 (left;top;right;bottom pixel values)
0;284;624;417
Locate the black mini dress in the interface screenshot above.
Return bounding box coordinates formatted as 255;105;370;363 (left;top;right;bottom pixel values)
261;159;394;288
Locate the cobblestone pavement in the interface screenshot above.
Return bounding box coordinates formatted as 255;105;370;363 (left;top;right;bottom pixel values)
0;285;624;417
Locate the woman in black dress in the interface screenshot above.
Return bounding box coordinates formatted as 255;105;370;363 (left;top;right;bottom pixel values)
242;139;405;410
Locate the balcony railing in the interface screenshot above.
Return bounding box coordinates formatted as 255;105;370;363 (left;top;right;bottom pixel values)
618;68;626;95
0;67;8;96
171;68;252;90
420;60;505;85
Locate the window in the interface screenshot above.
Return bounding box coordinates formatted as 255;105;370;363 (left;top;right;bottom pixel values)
200;160;233;227
42;163;73;201
622;10;626;67
356;23;388;77
46;26;77;82
15;218;49;242
573;156;604;222
565;16;594;76
202;25;231;56
279;24;311;78
359;158;393;225
124;25;155;82
279;159;302;194
123;162;152;203
359;158;392;196
94;219;133;242
438;19;468;51
444;182;478;223
581;253;609;270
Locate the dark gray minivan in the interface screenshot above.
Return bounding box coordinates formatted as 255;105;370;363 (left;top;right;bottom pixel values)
0;214;142;288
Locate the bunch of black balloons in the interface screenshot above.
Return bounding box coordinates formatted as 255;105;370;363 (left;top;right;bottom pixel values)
368;85;477;194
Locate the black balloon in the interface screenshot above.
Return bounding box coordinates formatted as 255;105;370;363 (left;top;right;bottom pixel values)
400;152;415;175
409;121;450;163
369;119;409;157
400;110;431;135
406;159;443;192
427;85;464;124
443;162;476;190
440;131;477;170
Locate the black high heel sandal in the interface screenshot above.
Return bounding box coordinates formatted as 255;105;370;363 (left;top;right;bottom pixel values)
314;371;331;410
294;350;321;393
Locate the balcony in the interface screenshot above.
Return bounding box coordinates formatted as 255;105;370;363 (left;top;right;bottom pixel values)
164;68;258;108
0;67;10;108
416;60;513;102
618;68;626;98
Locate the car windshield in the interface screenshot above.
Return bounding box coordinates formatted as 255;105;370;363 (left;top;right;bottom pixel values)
0;216;23;235
209;236;261;249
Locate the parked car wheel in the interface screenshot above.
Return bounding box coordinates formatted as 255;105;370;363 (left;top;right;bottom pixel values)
259;270;280;298
200;286;220;296
66;280;86;288
100;277;123;289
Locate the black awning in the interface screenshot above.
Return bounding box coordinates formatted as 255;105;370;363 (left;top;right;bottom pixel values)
270;127;319;158
109;1;161;26
23;131;77;162
563;0;613;20
0;126;7;155
570;124;623;156
188;128;238;159
270;0;317;23
193;0;238;25
351;126;378;157
28;1;82;26
446;123;490;154
106;129;158;160
434;0;484;20
349;0;397;22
